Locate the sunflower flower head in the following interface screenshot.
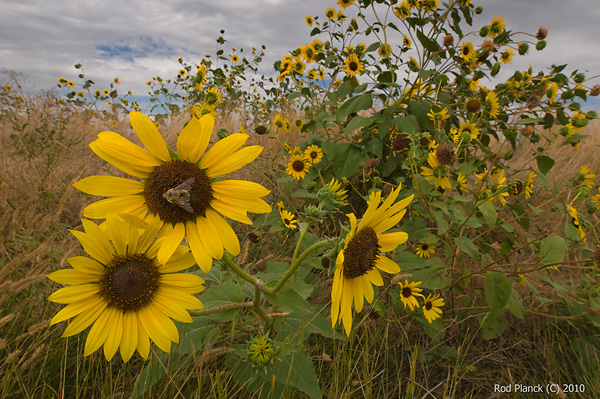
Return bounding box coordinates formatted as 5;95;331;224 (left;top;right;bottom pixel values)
397;280;424;310
47;214;205;362
304;144;324;164
317;178;349;210
73;112;271;274
423;293;445;323
331;186;414;335
280;209;298;230
577;165;596;188
286;154;311;180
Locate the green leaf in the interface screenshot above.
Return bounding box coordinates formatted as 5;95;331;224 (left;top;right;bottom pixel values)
433;211;449;235
200;282;245;321
539;233;566;265
343;116;372;133
274;345;322;399
287;91;303;101
506;288;525;319
416;30;440;52
536;155;555;175
453;237;479;259
478;201;497;228
321;142;363;178
484;271;511;317
479;313;507;339
338;93;373;120
393;116;419;134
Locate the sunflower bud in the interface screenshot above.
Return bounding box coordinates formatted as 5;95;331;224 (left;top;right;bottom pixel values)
321;256;331;268
536;28;548;40
536;40;547;51
443;34;454;47
574;73;585;84
529;133;540;143
248;232;260;243
577;186;590;199
481;40;495;52
254;125;268;135
590;85;600;96
475;6;483;14
479;25;490;37
247;336;274;366
521;126;534;137
466;99;481;112
518;42;529;55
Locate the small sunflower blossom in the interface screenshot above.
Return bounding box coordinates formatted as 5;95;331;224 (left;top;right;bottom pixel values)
305;15;314;27
343;54;364;78
546;82;559;104
567;205;586;242
301;44;317;63
331;186;414;335
398;280;424;311
277;200;285;211
280;209;298;230
456;173;468;193
423;293;445;323
421;152;451;190
273;114;291;133
500;48;514;64
488;16;506;38
319;178;349;209
231;55;239;63
47;214;205;362
420;0;438;13
492;169;509;206
378;43;392;59
393;2;411;18
416;243;436;258
590;188;600;211
486;91;500;119
73;112;271;274
325;7;336;20
427;107;449;123
402;35;412;49
286;154;311;180
428;139;439;152
304;144;324;164
524;172;536;199
458;122;480;141
337;0;355;8
460;42;476;62
578;165;596;188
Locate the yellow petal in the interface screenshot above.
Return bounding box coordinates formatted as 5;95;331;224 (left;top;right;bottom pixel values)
366;267;385;286
157;222;185;265
103;309;124;361
340;280;354;336
205;145;263;177
47;269;99;285
160;273;205;291
375;256;400;274
352;278;364;313
138;306;174;353
82;196;146;220
89;141;152;178
73;176;144;196
84;306;115;357
177;114;212;163
199;133;248;171
104;213;126;254
185;220;214;273
138;215;163;254
360;276;374;303
377;232;408;252
50;293;103;325
210;200;253;224
159;286;204;310
160;247;196;273
212;193;272;218
205;209;240;256
136;312;151;359
196;215;223;259
120;311;138;363
129;111;171;162
211;180;271;201
62;300;107;337
94;131;161;167
330;266;343;328
48;284;99;304
67;256;104;275
152;290;196;323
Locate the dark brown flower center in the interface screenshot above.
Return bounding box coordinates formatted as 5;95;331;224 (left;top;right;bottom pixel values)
144;160;213;223
349;61;358;71
309;151;318;159
99;254;160;312
293;160;306;172
421;244;429;251
425;301;433;310
402;287;413;298
343;227;380;279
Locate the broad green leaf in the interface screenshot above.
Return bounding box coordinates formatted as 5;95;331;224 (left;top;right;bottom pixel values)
539;234;566;264
537;155;555;175
506;288;525;319
200;282;245;321
343;115;372;133
417;29;440;52
484;271;511;316
453;236;479;259
338;93;373;120
479;313;507;339
393;116;419;134
433;211;449;235
478;200;497;228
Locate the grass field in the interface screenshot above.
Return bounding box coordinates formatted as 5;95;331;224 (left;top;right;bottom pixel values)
1;91;600;398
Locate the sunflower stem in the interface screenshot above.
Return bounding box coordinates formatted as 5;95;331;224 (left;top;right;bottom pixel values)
189;301;254;317
253;286;272;325
292;222;311;265
222;253;269;291
264;239;329;294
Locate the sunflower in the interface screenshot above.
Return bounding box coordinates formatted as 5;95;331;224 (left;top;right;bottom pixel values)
500;48;514;64
524;172;536;199
343;53;364;78
47;214;204;362
337;0;355;8
488;16;506;38
578;165;596;188
73;112;271;274
591;188;600;211
415;243;436;258
427;107;449;123
286;154;311;180
280;209;298;230
398;280;424;310
231;55;239;63
458;122;480;141
331;186;414;335
420;0;438;13
318;67;326;80
305;15;314;27
393;3;411;18
456;173;468;193
567;205;586;242
378;43;392;59
461;42;476;62
420;152;451;190
402;35;412;49
486;91;500;119
325;7;336;20
301;44;316;63
422;293;445;323
304;145;324;164
321;178;349;208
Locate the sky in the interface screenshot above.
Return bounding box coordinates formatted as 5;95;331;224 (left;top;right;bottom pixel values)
1;0;599;111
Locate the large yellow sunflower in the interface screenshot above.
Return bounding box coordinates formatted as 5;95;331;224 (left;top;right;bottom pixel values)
73;112;271;273
47;214;204;362
343;53;364;78
331;186;414;336
286;154;312;180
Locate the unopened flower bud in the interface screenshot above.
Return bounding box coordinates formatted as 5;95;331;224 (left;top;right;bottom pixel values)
536;40;547;51
443;34;454;47
247;336;274;366
536;28;548;40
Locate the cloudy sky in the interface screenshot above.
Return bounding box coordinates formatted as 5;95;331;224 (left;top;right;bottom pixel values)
2;0;599;110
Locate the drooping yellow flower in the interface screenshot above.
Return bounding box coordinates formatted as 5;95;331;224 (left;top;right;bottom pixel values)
73;112;271;274
568;205;586;242
456;173;468;193
286;154;311;180
458;122;480;141
500;48;514;64
398;280;424;311
421;152;451;190
488;16;506;38
591;188;600;211
331;186;414;335
422;293;445;323
47;214;204;362
486;91;500;119
343;53;364;78
524;172;536;199
304;144;324;164
337;0;355;8
378;43;392;59
578;165;596;188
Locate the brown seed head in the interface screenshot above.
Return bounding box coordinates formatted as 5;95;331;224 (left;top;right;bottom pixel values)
521;126;534;137
481;40;495;52
392;132;411;152
443;34;454;47
590;85;600;97
536;28;548;40
419;137;430;147
466;99;481;112
364;158;380;175
435;143;455;166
